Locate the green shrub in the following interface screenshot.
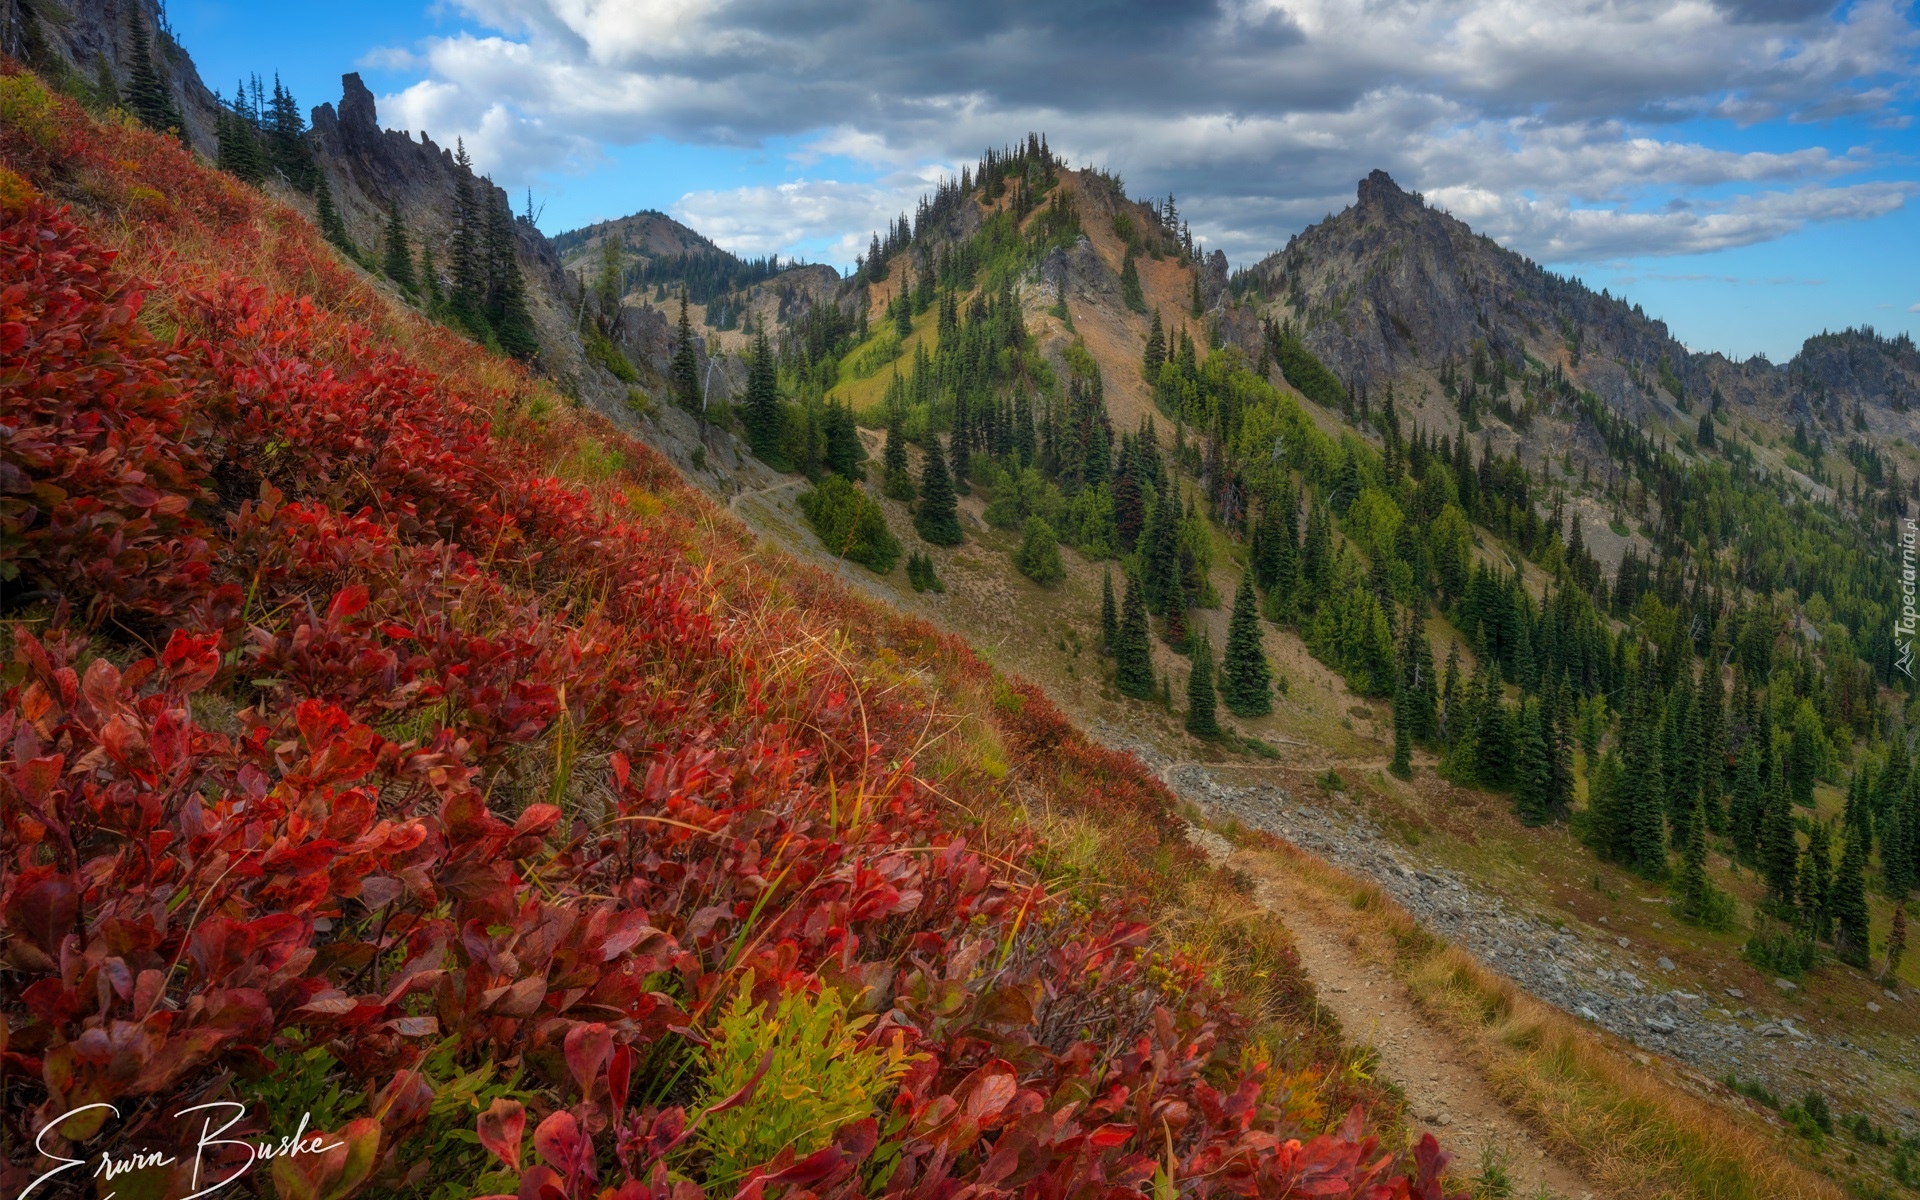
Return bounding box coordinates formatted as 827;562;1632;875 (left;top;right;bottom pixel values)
584;326;640;383
906;550;944;593
799;475;901;573
1743;919;1818;977
1014;516;1065;586
694;973;912;1185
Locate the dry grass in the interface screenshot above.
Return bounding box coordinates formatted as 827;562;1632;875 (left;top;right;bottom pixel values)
1252;839;1846;1200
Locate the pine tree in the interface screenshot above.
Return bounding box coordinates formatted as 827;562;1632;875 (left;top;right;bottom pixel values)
483;185;540;359
1831;830;1871;967
824;401;864;480
1163;594;1189;652
1143;311;1166;378
313;168;353;255
671;288;703;414
914;435;962;545
1142;487;1180;615
383;202;417;292
217;97;266;185
1114;571;1155;699
881;410;914;501
1514;697;1552;825
1120;251;1146;312
1185;634;1219;738
418;244;442;308
264;76;313;191
894;289;913;340
1885;903;1907;983
1101;568;1119;654
744;331;783;464
448;142;488;338
125;9;183;140
1800;822;1834;940
1222;572;1272;717
1390;682;1413;780
1677;791;1729;929
1761;767;1800;912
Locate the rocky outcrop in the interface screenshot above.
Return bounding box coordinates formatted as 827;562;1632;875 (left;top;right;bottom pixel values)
1247;169;1920;441
6;0;221;152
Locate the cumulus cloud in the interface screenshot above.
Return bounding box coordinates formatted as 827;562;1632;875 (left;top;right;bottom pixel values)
370;0;1920;264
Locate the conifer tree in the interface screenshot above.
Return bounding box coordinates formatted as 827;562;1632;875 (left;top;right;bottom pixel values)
418;244;442;308
881;408;914;501
914;435;962;545
1189;269;1203;318
1760;767;1800;912
383;202;417;293
313;168;353;255
1101;568;1118;654
824;401;864;480
1801;822;1834;940
483;185;540;359
125;10;183;140
264;76;313;190
1677;791;1728;928
1185;634;1219;738
1222;572;1271;717
1163;593;1188;652
1514;697;1552;825
1831;830;1871;967
448;142;488;337
1143;311;1166;378
894;289;913;340
1114;571;1154;699
671;288;703;414
1142;487;1181;615
217;97;266;185
1885;903;1907;983
1120;251;1146;312
1389;662;1414;780
744;332;783;464
1730;743;1762;864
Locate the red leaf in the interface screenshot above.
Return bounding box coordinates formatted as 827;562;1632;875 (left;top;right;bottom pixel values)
476;1098;526;1173
562;1021;612;1098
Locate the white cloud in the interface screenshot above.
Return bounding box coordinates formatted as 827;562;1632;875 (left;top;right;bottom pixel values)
367;0;1918;264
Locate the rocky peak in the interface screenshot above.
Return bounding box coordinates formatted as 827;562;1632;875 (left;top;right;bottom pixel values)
1355;169;1421;218
337;72;381;141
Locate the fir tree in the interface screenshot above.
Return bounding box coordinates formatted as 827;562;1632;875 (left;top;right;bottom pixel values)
914;435;962;545
881;409;914;501
125;10;183;140
1163;594;1188;652
1101;568;1118;654
1831;830;1871;967
1885;903;1907;983
313;168;352;255
264;76;313;191
1387;693;1413;777
744;332;783;464
824;401;864;480
1760;766;1800;912
217;97;266;185
894;289;913;340
1514;697;1552;825
1120;251;1146;312
448;142;488;337
1185;634;1219;738
1222;572;1272;716
1142;486;1181;615
1800;822;1834;941
1143;311;1166;378
1114;571;1155;699
483;185;540;359
418;244;443;308
671;288;703;414
382;202;417;293
1677;791;1729;929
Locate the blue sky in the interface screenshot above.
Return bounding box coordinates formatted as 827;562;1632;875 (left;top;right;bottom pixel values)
169;0;1919;362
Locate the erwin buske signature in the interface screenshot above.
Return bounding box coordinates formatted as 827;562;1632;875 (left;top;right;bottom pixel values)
19;1102;341;1199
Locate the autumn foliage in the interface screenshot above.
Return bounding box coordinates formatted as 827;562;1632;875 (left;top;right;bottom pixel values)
0;66;1463;1200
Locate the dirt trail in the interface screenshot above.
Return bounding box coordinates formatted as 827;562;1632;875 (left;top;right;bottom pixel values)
1186;828;1598;1200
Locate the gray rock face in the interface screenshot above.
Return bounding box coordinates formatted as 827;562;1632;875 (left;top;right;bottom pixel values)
11;0;223;153
1243;169;1920;435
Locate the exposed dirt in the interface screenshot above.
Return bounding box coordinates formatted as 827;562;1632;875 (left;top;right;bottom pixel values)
1187;827;1598;1200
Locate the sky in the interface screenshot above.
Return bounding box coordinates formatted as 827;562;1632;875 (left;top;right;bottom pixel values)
169;0;1920;362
